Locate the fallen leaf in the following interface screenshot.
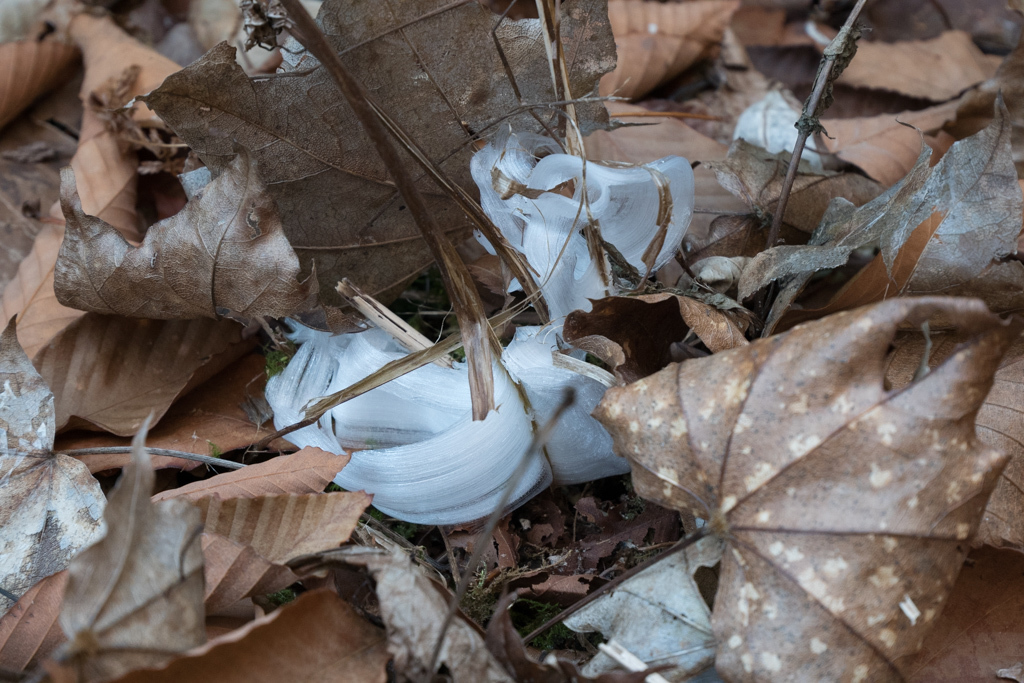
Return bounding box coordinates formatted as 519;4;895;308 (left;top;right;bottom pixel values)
564;535;723;681
339;547;514;682
0;319;105;614
600;0;739;101
900;547;1024;681
107;588;387;683
56;150;318;320
0;571;66;672
34;315;246;435
564;294;747;384
200;533;299;615
153;447;348;502
0;39;79;132
144;0;614;304
733;90;826;171
51;420;205;683
194;490;371;563
836;30;1000;102
574;496;681;572
595;298;1018;681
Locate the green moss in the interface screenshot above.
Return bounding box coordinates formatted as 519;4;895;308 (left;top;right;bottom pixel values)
510;599;577;650
324;482;343;493
460;568;499;625
207;441;222;458
266;588;296;606
264;347;292;378
392;521;419;541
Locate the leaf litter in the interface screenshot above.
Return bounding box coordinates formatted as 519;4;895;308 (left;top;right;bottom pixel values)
5;0;1024;681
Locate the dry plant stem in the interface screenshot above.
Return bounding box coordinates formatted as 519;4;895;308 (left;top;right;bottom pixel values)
765;0;869;250
427;387;577;677
522;526;710;645
59;447;247;470
278;0;496;421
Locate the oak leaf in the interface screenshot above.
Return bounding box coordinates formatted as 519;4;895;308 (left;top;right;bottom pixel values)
595;298;1019;681
56;152;318;320
50;420;205;683
143;0;614;304
0;319;104;615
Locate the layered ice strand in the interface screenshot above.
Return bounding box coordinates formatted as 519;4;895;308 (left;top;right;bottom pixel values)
471;129;695;320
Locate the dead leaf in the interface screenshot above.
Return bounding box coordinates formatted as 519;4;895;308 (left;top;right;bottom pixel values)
153;447;348;502
143;0;614;305
564;535;723;681
836;30;1000;101
563;294;748;383
194;490;371;564
58;353;286;474
900;547;1024;681
56;150;319;319
51;420;205;683
601;0;739;101
200;533;299;615
339;547;514;682
0;39;79;132
0;570;66;672
595;298;1019;681
34;315;246;435
0;318;105;614
107;588;387;683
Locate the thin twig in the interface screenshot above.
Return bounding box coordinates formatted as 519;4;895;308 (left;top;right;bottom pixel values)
427;387;577;675
59;447;247;470
765;0;868;250
522;527;709;645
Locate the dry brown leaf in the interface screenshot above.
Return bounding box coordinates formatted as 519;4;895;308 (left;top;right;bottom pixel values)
0;570;66;672
143;0;613;305
595;298;1018;681
67;13;181;239
339;547;513;683
153;447;348;502
57;353;284;473
195;490;371;564
600;0;740;101
901;547;1024;681
836;30;1000;102
200;533;299;615
0;39;78;132
564;294;747;383
50;421;205;683
56;150;318;319
34;315;246;436
108;589;387;683
821;101;960;186
0;224;84;360
0;319;105;615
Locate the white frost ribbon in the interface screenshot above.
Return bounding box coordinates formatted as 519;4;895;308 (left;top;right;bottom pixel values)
470;129;695;320
265;325;629;525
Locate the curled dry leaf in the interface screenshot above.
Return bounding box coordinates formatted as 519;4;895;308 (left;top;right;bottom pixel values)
107;589;387;683
152;447;349;502
0;39;79;132
595;298;1019;681
339;547;513;683
0;319;104;614
51;420;205;683
67;13;181;239
143;0;614;304
200;533;298;615
34;315;245;436
194;490;371;564
563;294;748;384
564;535;723;681
0;570;66;672
601;0;739;101
56;151;318;319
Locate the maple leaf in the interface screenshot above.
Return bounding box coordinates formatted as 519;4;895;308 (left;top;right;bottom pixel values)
595;298;1019;680
142;0;614;305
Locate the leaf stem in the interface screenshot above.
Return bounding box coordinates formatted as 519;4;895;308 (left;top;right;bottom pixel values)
60;447;246;470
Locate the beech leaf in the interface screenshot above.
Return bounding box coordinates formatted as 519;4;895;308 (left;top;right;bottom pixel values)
0;571;67;672
595;298;1019;681
143;0;615;304
0;319;105;614
55;151;318;320
52;420;205;683
200;533;299;615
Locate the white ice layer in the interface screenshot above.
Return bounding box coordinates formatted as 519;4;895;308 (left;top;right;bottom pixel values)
265;325;629;525
470;130;695;320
